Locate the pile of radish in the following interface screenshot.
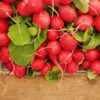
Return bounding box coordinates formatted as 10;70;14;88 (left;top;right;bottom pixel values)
0;0;100;81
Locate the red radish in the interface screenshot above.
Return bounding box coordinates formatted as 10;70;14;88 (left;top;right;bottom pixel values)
32;58;45;70
47;41;61;55
60;64;66;71
44;0;60;5
82;60;91;70
58;5;76;23
75;14;94;31
17;1;33;16
41;63;51;75
32;11;50;29
0;32;10;46
66;60;78;74
0;19;9;32
85;49;99;61
89;0;100;16
0;47;10;63
90;60;100;74
50;15;64;30
47;29;59;41
49;54;63;74
73;49;85;63
3;0;16;3
58;50;72;64
60;34;78;51
60;0;72;5
0;2;12;18
36;44;48;59
94;16;100;32
14;64;26;78
5;61;13;72
23;0;44;13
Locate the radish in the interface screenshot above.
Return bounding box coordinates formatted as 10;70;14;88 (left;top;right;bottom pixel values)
94;16;100;32
3;0;16;3
47;41;61;55
0;47;10;63
49;54;64;77
89;0;100;16
60;0;72;5
90;60;100;74
47;29;59;41
0;32;10;47
58;50;72;64
17;1;33;17
36;44;48;59
58;5;76;23
0;19;9;32
73;49;85;63
0;32;10;46
85;49;99;61
0;2;12;18
23;0;44;13
82;60;91;70
60;34;78;51
32;58;45;70
60;64;66;71
32;11;50;29
41;63;51;75
66;60;78;74
50;15;64;30
44;0;60;5
5;61;13;72
14;64;26;78
75;14;94;31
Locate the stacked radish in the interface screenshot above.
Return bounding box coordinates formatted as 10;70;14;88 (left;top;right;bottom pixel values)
0;0;100;81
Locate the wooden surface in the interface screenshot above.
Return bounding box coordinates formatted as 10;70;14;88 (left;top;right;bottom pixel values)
0;75;100;100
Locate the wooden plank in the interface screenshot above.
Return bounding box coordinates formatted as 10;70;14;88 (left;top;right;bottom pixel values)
0;75;100;100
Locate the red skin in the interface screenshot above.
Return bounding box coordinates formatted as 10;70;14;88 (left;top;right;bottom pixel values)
47;29;59;41
44;0;60;5
75;14;94;31
60;0;72;5
17;1;33;17
0;2;12;18
0;32;10;47
0;47;10;63
60;63;66;71
94;16;100;32
73;49;85;63
36;44;48;59
89;0;100;16
40;63;51;75
14;64;26;78
58;50;72;64
47;41;61;55
82;60;91;70
50;15;64;30
90;60;100;74
0;19;9;32
58;5;76;23
60;34;78;51
5;61;13;72
3;0;16;3
32;11;50;29
85;49;99;61
23;0;44;13
66;60;78;74
32;58;45;70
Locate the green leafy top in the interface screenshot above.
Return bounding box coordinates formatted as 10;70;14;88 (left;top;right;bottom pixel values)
73;0;89;13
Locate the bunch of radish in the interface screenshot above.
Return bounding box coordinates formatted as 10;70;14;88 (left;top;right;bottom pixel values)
0;0;100;81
